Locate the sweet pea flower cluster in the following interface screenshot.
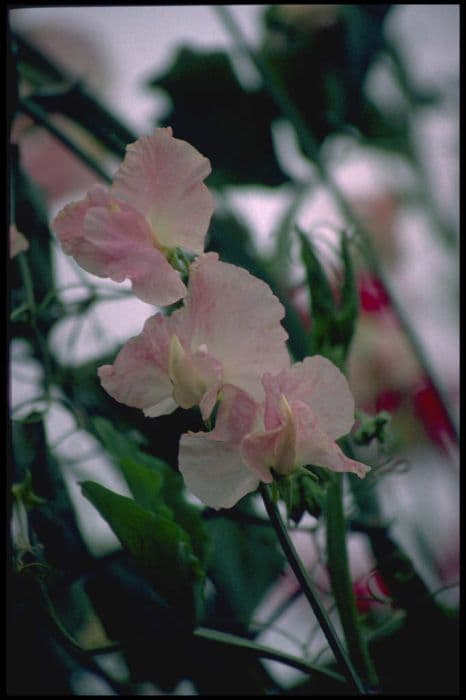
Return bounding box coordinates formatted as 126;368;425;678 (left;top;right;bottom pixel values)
53;128;369;509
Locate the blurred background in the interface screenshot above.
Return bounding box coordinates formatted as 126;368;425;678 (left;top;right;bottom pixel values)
9;5;459;696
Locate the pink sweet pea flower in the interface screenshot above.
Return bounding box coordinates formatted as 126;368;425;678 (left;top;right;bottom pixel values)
52;128;215;306
180;384;262;509
179;356;369;509
98;252;290;420
9;225;29;258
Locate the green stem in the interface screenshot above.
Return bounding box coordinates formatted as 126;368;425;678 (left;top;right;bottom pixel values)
260;483;367;694
19;97;112;185
15;217;54;401
39;582;130;694
39;580;346;686
215;5;459;445
13;29;135;157
325;474;379;690
194;626;346;685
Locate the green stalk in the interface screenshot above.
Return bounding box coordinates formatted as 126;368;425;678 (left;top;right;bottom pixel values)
325;474;379;690
194;627;346;684
260;484;367;694
39;579;346;685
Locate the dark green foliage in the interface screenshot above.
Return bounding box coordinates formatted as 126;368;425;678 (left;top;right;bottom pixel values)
13;31;135;158
81;482;204;626
147;47;287;187
12;416;90;577
92;417;210;566
205;500;284;623
146;5;398;188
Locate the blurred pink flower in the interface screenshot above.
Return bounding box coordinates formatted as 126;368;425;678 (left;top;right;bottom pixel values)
52;128;215;306
13;113;107;203
9;225;29;258
98;252;290;421
179;356;369;509
12;23;112;203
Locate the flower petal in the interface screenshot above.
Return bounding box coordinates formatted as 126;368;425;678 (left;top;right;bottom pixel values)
179;432;260;509
111;128;214;254
240;430;278;483
98;313;176;417
181;253;290;401
168;334;223;412
291;399;369;478
263;356;355;438
53;186;187;305
211;384;261;445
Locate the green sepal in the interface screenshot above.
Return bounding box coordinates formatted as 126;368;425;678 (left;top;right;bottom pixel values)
273;467;329;524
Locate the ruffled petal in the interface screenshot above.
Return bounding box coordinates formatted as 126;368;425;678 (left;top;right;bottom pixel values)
111;128;214;254
240;395;296;479
179;432;260;509
291;399;369;478
98;313;176;417
263;356;355;438
240;430;278;483
182;253;290;401
211;384;261;445
53;186;186;306
52;185;114;256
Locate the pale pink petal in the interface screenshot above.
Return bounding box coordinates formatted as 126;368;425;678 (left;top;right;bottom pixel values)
53;186;186;305
52;185;110;254
111;128;214;254
291;399;369;478
83;207;187;305
263;356;355;438
168;335;223;412
240;395;296;479
182;253;290;401
211;384;261;445
9;225;29;258
98;313;176;417
199;385;221;421
240;430;278;483
179;432;260;509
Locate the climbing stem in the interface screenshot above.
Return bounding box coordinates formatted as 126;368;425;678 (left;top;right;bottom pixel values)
260;483;367;694
325;473;379;690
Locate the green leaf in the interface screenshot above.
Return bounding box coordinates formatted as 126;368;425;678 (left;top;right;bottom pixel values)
91;417;209;567
206;500;284;622
81;481;203;625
